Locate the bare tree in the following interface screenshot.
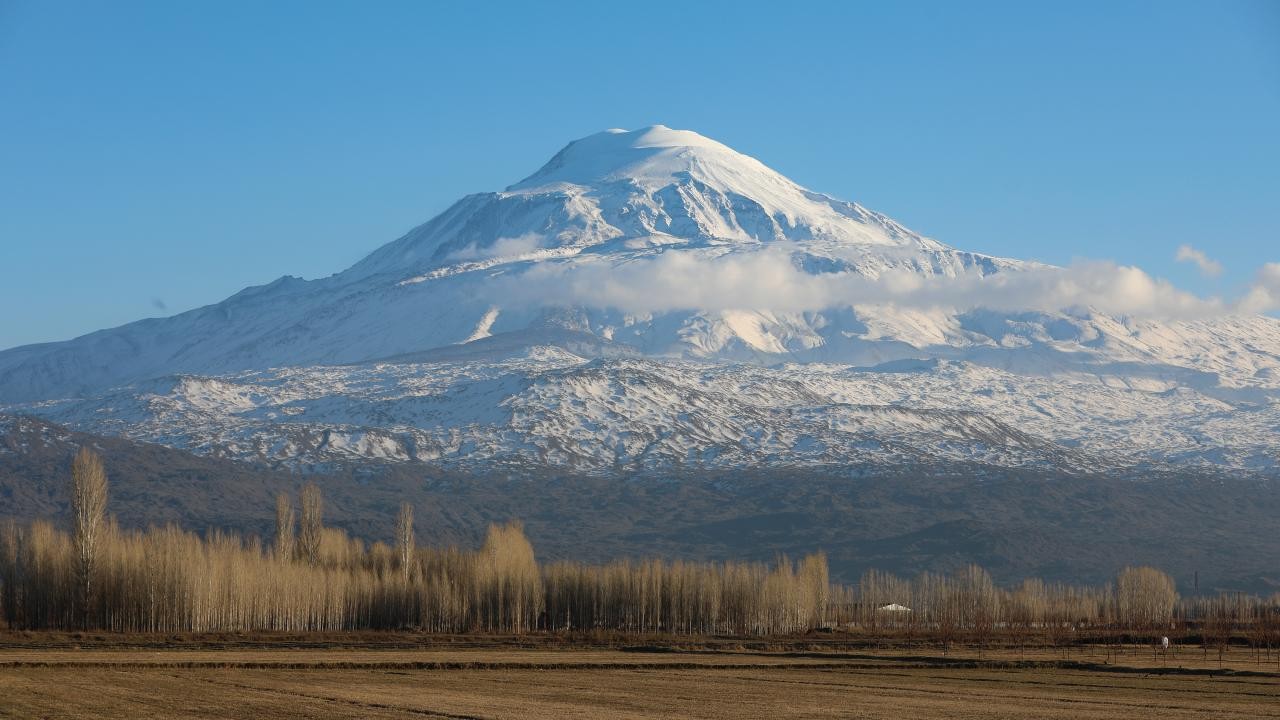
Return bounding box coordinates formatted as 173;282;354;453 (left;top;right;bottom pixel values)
1197;594;1236;665
299;484;323;566
955;564;999;657
396;502;415;579
0;520;21;628
1117;566;1177;633
70;447;108;628
274;493;295;562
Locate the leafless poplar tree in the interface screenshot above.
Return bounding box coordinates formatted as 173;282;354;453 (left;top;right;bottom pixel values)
70;447;108;628
298;484;323;566
396;502;414;579
1116;566;1177;632
274;493;295;562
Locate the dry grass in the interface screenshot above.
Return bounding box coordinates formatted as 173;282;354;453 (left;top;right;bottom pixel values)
0;644;1276;719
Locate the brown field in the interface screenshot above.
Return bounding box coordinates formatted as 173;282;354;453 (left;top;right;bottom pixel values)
1;637;1277;719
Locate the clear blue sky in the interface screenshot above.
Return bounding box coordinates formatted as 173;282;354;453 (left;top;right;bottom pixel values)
2;0;1277;349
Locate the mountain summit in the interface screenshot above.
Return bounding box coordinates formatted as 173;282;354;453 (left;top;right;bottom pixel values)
346;125;953;281
2;127;1278;473
510;125;764;190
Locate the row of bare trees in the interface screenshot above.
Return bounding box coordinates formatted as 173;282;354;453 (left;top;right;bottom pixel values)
1183;592;1280;663
844;563;1172;630
0;451;829;634
841;565;1175;634
0;449;1277;643
543;553;828;635
0;514;835;635
833;565;1280;658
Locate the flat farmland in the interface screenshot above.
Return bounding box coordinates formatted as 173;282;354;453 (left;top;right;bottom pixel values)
1;640;1277;719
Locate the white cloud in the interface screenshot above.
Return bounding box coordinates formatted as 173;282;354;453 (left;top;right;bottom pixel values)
448;233;545;261
494;248;1241;320
1175;244;1223;278
1238;262;1280;314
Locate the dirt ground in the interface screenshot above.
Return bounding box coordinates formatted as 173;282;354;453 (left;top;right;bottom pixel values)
1;640;1276;719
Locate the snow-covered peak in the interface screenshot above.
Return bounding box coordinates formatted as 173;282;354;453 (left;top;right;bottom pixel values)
508;125;789;194
345;125;953;280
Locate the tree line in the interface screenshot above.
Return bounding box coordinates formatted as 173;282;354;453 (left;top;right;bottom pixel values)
1;449;1277;646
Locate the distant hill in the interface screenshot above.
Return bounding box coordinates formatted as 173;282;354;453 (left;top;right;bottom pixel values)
3;414;1276;594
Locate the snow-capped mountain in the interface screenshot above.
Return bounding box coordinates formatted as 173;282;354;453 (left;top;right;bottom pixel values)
3;125;1278;473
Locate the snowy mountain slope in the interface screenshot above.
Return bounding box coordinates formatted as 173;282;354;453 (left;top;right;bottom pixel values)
0;126;1031;402
2;125;1279;473
15;351;1278;473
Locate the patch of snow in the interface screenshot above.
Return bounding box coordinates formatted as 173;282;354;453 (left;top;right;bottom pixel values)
463;307;500;344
